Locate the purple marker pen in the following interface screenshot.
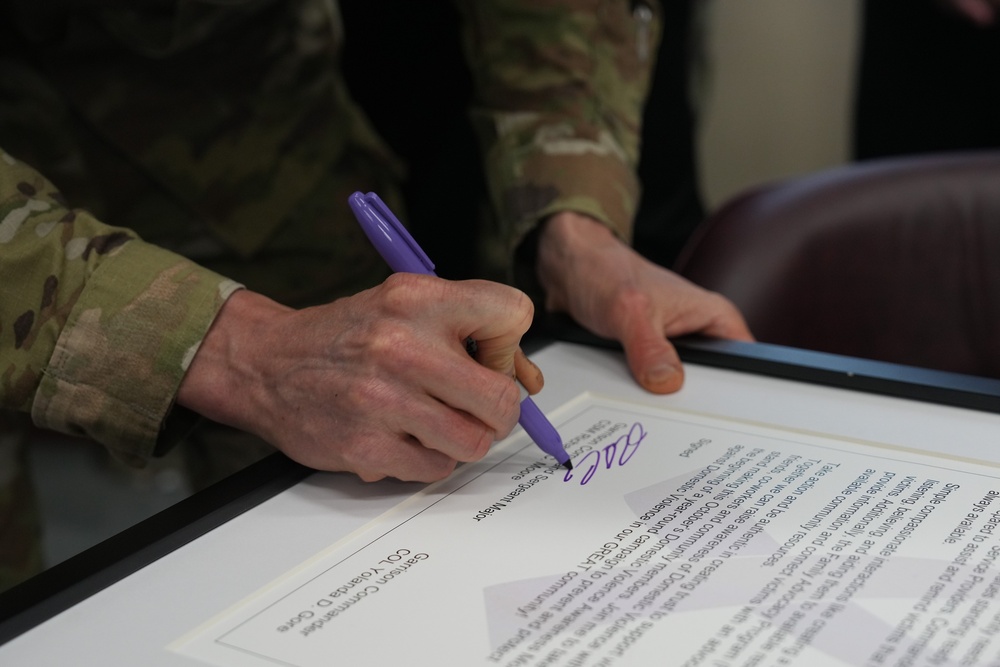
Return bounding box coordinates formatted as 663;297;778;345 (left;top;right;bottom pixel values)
348;191;572;471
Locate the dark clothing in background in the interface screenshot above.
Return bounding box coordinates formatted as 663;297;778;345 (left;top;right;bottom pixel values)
855;0;1000;159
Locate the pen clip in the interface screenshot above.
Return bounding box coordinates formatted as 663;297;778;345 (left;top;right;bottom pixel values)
352;191;435;275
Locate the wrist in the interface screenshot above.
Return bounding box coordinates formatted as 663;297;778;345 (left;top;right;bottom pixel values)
176;289;291;436
536;211;616;302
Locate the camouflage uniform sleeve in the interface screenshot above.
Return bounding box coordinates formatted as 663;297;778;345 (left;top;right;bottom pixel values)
0;149;241;466
454;0;661;271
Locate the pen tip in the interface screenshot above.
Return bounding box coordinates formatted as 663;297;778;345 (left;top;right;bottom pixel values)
563;460;573;471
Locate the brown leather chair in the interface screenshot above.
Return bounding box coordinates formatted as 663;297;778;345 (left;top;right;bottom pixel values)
673;151;1000;378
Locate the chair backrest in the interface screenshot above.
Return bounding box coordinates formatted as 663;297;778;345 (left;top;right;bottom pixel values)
673;152;1000;378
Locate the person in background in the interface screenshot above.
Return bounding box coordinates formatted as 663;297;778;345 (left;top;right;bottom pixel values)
0;0;750;589
855;0;1000;160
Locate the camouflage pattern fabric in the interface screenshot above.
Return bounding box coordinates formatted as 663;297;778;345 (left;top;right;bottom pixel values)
455;0;661;284
0;0;661;589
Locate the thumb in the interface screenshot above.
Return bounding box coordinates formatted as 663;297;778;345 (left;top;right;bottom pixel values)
458;281;534;378
468;332;521;380
620;318;684;394
514;349;544;395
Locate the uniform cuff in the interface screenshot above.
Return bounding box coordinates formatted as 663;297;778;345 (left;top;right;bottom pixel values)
480;115;639;278
31;240;241;467
489;130;638;301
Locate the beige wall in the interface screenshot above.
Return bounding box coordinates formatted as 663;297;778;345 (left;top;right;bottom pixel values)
696;0;862;209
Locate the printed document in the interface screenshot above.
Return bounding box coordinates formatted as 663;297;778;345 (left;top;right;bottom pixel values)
174;393;1000;666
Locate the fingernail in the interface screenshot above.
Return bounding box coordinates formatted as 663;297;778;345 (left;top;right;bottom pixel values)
645;363;681;389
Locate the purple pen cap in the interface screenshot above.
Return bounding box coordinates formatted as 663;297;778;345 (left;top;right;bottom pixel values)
348;191;435;275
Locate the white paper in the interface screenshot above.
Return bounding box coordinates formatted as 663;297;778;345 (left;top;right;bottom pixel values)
173;392;1000;667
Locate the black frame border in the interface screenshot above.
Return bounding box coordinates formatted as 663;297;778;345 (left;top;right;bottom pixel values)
0;454;310;645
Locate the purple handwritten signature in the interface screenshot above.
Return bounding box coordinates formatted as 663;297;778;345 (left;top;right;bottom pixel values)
563;422;647;485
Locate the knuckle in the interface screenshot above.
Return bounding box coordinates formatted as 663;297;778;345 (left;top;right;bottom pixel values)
423;459;458;482
339;436;389;477
366;321;423;371
366;319;405;352
465;427;494;462
348;376;396;412
609;286;653;321
509;288;535;330
380;273;431;314
449;411;502;462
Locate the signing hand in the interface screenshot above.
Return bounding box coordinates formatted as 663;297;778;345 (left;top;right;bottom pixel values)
536;211;753;394
177;274;537;482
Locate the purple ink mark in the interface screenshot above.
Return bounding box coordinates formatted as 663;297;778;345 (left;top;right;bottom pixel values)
564;422;647;485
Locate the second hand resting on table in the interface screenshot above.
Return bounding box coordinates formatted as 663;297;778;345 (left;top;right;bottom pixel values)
536;211;753;394
176;211;751;484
